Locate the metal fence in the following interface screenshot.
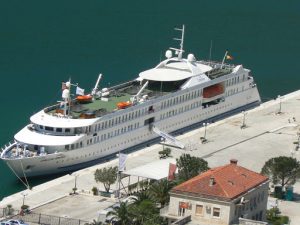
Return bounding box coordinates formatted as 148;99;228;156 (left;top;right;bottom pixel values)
171;215;191;225
0;208;89;225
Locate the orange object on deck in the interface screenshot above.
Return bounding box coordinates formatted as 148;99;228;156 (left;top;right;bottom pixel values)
203;83;224;98
76;95;92;103
117;101;132;109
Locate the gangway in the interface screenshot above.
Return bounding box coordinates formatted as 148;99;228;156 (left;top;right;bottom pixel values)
152;126;185;149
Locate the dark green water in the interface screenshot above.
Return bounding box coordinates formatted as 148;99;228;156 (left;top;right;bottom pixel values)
0;0;300;199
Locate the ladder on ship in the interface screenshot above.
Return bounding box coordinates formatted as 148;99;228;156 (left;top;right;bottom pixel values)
152;126;185;149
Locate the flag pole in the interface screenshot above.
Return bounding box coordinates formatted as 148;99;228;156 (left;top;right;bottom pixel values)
221;51;228;69
117;150;121;201
209;40;213;64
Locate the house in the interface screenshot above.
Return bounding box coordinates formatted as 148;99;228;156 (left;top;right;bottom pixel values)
161;159;269;225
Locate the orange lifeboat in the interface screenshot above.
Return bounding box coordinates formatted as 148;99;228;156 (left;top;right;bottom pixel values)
76;95;93;103
117;101;132;109
203;84;224;98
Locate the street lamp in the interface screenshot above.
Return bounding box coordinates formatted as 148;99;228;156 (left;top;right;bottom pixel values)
201;122;209;143
276;95;282;114
240;111;247;129
70;173;78;194
296;132;300;151
21;192;28;207
161;137;165;151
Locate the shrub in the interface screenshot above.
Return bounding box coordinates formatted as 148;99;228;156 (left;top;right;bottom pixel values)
92;187;98;195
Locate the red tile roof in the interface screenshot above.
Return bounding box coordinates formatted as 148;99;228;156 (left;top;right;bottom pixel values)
171;160;268;201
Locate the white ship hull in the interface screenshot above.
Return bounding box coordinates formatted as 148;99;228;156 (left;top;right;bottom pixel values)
2;85;260;177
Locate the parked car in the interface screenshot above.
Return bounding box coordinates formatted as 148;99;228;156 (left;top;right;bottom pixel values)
5;220;28;225
0;222;11;225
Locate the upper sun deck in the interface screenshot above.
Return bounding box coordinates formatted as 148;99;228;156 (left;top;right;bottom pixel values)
40;59;234;122
44;80;173;119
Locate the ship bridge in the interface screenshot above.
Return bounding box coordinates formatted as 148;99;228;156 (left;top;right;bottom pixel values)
139;57;212;82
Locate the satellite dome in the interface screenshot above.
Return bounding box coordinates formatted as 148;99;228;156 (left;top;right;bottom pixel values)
165;50;172;59
65;81;71;88
187;53;196;62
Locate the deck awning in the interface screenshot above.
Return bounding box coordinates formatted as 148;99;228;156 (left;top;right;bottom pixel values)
122;158;177;180
15;126;84;146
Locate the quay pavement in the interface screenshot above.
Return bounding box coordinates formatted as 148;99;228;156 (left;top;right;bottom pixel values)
1;90;300;224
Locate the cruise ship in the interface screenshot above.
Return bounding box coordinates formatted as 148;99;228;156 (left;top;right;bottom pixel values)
0;26;261;178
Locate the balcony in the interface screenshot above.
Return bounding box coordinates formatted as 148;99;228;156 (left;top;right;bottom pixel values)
160;205;192;225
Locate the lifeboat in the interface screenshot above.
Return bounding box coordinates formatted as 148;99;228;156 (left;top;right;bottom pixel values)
79;111;96;119
117;101;132;109
76;95;93;103
203;83;224;98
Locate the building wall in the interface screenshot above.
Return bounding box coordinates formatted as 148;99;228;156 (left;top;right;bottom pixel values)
168;194;231;225
229;181;269;224
167;181;269;225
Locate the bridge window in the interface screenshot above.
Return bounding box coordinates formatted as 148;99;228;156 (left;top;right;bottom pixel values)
45;126;54;131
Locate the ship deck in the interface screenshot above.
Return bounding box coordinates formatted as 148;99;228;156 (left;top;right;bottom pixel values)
47;82;171;118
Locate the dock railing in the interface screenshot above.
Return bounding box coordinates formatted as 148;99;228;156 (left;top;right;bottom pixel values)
0;208;89;225
171;215;191;225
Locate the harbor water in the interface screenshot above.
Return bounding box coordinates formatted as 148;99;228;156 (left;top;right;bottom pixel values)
0;0;300;199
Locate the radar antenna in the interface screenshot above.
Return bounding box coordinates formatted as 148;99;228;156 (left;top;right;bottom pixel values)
169;24;185;59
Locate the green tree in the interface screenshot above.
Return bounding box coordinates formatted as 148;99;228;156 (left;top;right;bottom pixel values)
147;179;172;208
94;166;118;193
131;199;158;225
261;156;300;187
132;191;150;205
176;154;209;182
106;201;133;225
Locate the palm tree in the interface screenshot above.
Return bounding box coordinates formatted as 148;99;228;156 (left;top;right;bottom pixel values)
147;179;173;208
106;201;133;225
130;199;158;225
131;191;150;205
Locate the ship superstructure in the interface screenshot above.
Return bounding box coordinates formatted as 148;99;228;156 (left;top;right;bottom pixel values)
0;25;261;177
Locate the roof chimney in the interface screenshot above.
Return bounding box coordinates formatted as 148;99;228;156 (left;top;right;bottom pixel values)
209;177;215;186
230;159;238;165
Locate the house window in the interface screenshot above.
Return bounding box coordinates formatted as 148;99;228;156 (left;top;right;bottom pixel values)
195;205;203;215
213;207;220;218
179;202;188;216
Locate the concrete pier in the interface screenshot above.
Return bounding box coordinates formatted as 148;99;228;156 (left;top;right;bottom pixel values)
1;90;300;223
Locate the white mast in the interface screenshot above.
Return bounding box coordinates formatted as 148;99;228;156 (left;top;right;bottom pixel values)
221;51;228;69
170;24;185;59
91;74;102;96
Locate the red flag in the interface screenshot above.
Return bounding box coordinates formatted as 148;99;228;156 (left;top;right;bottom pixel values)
168;163;177;181
226;54;233;60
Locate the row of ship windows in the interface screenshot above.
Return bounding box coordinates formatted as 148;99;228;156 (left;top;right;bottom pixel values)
64;122;140;150
160;101;203;120
63;101;234;153
159;103;233;131
39;125;71;133
61;132;153;161
93;106;154;132
161;90;202;110
226;74;247;87
225;87;242;97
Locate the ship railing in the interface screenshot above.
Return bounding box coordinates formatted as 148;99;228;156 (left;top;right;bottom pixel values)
108;79;136;91
199;60;235;69
44;103;60;113
1;141;17;156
